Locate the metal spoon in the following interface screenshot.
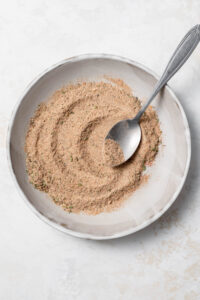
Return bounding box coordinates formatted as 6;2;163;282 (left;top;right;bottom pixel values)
105;24;200;166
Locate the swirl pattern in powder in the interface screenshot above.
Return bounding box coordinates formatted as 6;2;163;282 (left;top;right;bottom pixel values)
25;78;161;215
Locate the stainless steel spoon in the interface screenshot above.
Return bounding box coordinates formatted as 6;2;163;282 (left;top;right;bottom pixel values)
105;24;200;166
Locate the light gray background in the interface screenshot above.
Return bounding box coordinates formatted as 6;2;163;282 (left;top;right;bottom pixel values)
0;0;200;299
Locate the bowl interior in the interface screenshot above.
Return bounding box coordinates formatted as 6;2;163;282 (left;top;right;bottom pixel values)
9;55;190;239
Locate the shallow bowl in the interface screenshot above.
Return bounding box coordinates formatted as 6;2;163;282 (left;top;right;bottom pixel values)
7;54;191;239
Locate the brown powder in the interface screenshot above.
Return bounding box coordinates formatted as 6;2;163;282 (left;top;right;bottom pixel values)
104;139;125;167
25;78;161;215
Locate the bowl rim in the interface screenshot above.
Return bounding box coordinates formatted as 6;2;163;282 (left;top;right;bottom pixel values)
7;53;191;240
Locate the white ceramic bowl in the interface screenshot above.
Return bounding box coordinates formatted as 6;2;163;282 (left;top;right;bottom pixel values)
7;54;191;240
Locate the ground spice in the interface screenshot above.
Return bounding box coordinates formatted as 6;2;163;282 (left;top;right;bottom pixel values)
104;139;125;166
25;78;162;215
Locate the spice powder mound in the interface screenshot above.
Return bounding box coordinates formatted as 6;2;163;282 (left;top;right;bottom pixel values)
103;139;125;167
25;78;162;215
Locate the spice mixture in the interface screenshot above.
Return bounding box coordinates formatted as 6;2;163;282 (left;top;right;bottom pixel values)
104;139;125;167
25;78;161;215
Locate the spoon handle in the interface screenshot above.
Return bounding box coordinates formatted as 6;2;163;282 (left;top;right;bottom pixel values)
135;24;200;120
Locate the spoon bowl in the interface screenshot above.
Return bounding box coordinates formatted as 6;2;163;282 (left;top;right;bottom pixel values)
106;119;141;165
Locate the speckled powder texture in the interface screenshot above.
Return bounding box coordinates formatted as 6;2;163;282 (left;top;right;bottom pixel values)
104;139;125;167
25;78;162;215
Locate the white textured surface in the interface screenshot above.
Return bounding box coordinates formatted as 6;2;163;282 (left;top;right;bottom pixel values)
0;0;200;299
